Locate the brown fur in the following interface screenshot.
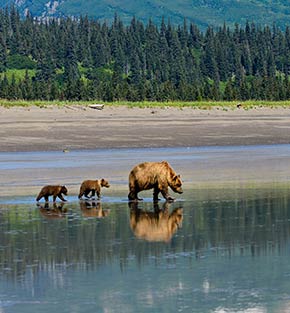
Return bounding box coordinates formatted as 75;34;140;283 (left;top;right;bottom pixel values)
78;178;110;199
80;201;110;218
128;161;183;201
36;185;68;202
129;202;183;242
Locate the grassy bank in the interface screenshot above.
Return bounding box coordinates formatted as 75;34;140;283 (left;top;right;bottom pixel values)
2;99;290;109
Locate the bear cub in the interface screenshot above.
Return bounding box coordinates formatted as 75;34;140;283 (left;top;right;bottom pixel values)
36;185;68;202
78;179;110;199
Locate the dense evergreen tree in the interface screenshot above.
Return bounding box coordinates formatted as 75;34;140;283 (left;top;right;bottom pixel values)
0;6;290;101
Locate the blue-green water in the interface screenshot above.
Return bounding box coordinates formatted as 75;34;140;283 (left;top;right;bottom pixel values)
1;188;290;313
1;145;290;312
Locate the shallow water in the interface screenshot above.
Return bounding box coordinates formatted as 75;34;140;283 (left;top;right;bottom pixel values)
1;188;290;312
2;145;290;197
1;145;290;312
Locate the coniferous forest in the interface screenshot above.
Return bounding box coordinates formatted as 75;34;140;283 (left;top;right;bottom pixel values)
1;7;290;102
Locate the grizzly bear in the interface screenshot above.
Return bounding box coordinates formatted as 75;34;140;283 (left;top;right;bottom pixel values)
78;178;110;199
128;161;183;201
129;202;183;242
36;185;68;202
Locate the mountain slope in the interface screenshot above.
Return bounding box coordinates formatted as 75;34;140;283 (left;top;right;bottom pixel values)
1;0;290;29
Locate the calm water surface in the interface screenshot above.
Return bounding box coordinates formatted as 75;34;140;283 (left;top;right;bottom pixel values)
1;146;290;312
1;189;290;312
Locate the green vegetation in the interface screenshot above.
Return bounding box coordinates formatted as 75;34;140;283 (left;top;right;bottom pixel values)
1;7;290;102
2;99;290;109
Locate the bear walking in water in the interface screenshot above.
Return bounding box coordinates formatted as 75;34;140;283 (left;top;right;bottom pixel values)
78;179;110;199
128;161;183;202
36;185;68;202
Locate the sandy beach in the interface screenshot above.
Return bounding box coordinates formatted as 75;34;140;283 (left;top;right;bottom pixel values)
1;105;290;152
1;105;290;198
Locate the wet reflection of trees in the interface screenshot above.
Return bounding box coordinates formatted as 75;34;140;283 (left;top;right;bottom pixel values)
185;188;290;258
1;188;290;280
0;201;127;282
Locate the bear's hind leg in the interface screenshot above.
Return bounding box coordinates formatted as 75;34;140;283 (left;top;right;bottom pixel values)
36;193;43;201
78;191;84;199
84;189;92;199
128;189;141;201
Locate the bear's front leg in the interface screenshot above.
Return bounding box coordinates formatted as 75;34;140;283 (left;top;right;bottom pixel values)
58;194;67;202
160;187;175;202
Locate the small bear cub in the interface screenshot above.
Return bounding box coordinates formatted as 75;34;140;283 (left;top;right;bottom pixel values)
36;185;68;202
78;179;110;200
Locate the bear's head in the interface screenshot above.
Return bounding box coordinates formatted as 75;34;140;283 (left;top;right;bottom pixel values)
169;175;183;194
61;185;68;195
100;179;110;188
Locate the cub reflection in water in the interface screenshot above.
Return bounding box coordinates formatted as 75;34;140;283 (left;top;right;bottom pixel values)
37;202;68;219
129;201;183;242
80;201;110;218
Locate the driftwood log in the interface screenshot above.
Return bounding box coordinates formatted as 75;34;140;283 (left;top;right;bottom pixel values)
89;104;104;110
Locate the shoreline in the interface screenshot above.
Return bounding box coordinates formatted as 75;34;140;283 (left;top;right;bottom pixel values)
1;105;290;152
1;145;290;198
1;105;290;198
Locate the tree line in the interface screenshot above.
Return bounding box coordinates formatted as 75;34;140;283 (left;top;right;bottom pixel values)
1;6;290;101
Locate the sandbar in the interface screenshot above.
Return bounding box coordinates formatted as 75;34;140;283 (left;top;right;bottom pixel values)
1;105;290;152
1;105;290;199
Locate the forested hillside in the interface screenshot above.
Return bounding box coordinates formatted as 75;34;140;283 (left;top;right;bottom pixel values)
1;0;290;30
1;7;290;102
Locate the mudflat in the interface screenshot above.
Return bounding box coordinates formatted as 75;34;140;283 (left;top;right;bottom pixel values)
1;105;290;198
1;105;290;152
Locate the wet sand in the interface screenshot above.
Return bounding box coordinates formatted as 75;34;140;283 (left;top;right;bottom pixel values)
1;105;290;199
1;145;290;199
1;105;290;152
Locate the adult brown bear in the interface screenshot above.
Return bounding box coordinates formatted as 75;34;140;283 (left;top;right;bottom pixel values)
128;161;183;201
36;185;68;202
129;202;183;242
78;179;110;199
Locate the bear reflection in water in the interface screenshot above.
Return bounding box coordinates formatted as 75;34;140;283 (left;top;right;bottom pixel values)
129;201;183;242
37;202;68;219
80;201;110;218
